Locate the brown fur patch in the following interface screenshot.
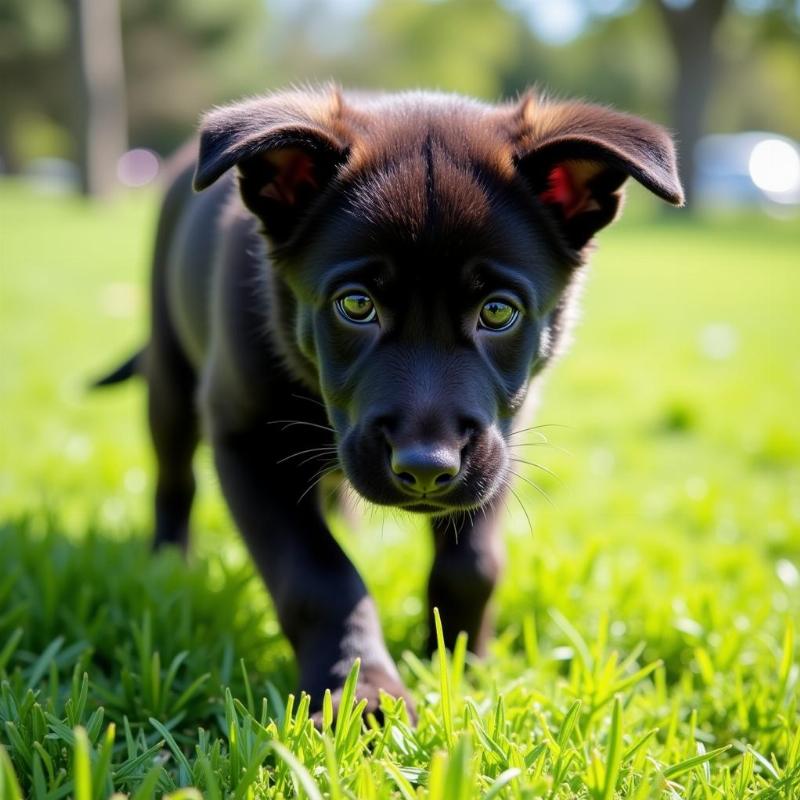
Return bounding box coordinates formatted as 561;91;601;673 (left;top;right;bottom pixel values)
194;84;682;258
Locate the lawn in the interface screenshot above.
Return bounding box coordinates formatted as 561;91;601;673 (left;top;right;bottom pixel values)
1;181;798;798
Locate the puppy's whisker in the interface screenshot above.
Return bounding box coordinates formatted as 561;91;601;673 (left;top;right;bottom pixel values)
507;469;554;507
507;441;573;457
496;482;511;519
323;476;349;508
290;393;327;409
508;423;571;437
296;461;341;505
310;457;340;479
501;478;533;536
297;450;340;468
267;419;336;434
276;445;339;465
509;457;560;482
296;471;334;505
508;431;549;444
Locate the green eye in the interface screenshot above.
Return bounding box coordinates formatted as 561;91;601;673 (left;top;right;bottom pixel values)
479;299;518;331
336;293;377;324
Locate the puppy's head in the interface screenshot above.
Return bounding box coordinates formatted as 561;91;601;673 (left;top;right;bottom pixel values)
194;86;682;513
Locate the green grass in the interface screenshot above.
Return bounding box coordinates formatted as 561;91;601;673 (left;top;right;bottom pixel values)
0;180;798;798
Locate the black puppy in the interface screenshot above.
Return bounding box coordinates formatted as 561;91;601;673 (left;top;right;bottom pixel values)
99;86;682;718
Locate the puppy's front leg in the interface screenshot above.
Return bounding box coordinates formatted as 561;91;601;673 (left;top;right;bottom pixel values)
210;425;413;720
427;498;507;656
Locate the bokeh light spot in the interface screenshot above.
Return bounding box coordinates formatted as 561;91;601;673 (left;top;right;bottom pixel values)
117;148;160;187
748;139;800;194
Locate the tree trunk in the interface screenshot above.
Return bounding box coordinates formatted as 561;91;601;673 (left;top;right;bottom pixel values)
656;0;729;209
68;0;128;197
0;121;19;175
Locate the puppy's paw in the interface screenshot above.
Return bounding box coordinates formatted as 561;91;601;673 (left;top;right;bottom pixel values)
310;666;416;728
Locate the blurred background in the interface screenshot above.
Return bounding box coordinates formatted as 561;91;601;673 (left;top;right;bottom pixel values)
1;0;799;211
1;4;799;779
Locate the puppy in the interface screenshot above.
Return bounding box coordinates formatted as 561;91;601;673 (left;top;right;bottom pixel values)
98;86;682;719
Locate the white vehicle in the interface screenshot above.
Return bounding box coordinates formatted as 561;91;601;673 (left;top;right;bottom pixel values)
694;132;800;211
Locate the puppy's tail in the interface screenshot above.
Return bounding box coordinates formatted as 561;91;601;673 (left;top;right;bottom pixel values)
90;348;144;388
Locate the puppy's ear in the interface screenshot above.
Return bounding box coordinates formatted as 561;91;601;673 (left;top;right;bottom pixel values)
194;88;349;244
513;95;683;251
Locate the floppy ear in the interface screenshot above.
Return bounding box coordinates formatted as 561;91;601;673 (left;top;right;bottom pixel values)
193;89;349;244
514;96;683;251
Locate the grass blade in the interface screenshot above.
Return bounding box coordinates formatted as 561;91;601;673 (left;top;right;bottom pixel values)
602;696;623;800
663;744;731;780
0;745;24;800
433;607;454;749
73;726;92;800
334;658;361;752
270;741;323;800
482;767;521;799
26;637;64;691
383;760;417;799
557;700;582;749
149;717;193;780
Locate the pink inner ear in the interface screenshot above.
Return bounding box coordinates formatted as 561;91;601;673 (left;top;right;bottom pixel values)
259;148;318;205
538;163;600;220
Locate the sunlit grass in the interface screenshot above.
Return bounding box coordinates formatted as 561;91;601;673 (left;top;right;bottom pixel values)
0;182;798;796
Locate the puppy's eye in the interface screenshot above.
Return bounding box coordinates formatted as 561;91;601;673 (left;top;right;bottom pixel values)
336;293;377;324
479;299;518;331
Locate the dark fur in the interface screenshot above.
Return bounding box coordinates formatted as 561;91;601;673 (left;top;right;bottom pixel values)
99;86;682;719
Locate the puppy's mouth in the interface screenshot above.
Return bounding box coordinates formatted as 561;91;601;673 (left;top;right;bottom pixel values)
341;467;506;514
337;425;508;514
400;500;452;514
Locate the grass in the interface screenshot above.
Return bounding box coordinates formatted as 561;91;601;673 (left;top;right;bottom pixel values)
0;180;798;798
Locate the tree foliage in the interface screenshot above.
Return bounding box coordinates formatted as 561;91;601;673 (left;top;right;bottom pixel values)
1;0;798;182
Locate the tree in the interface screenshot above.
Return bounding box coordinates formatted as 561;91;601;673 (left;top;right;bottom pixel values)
655;0;729;207
68;0;127;197
0;0;266;184
0;0;70;173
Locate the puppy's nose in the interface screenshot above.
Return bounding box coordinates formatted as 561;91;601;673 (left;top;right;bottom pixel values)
390;444;460;495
